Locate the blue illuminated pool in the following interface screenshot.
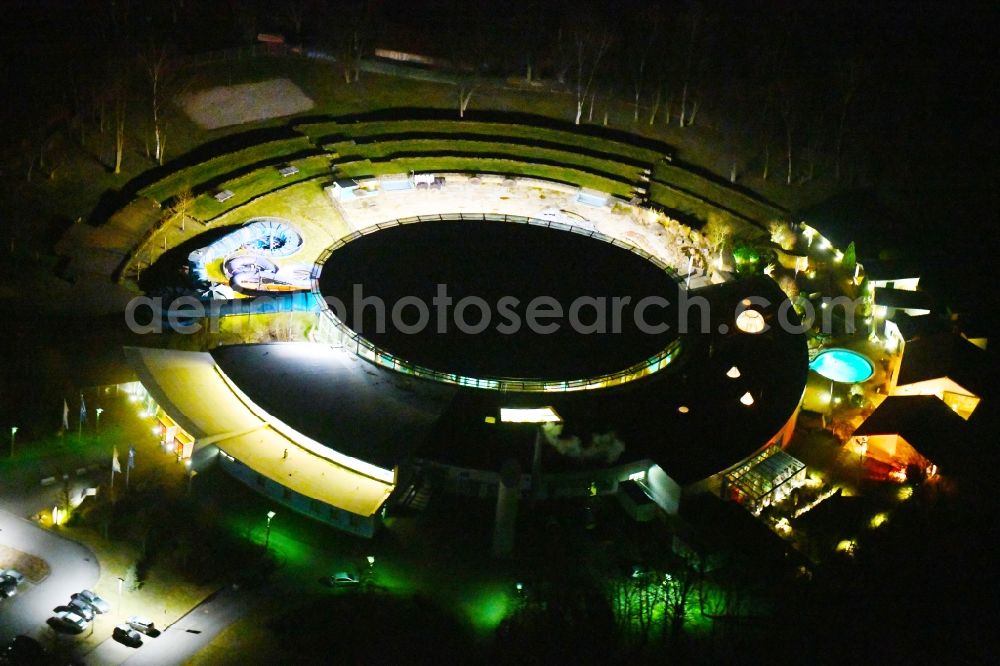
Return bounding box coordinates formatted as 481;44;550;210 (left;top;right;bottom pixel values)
810;349;874;383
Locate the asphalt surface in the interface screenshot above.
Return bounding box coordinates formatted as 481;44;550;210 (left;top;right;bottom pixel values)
0;508;100;644
1;440;258;665
118;586;256;666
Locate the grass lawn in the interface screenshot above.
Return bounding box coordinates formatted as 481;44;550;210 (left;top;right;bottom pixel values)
652;162;786;223
128;177;346;293
331;138;643;180
139;137;316;204
4;51;837;267
54;524;218;653
189;155;332;222
312;119;664;163
0;544;50;582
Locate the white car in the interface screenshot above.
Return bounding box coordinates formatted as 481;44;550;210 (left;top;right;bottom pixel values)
72;589;111;614
112;624;143;647
50;610;88;632
328;572;359;586
127;616;156;635
1;570;25;585
67;598;95;622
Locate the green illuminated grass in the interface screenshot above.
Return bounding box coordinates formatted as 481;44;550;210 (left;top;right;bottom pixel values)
189;155;332;222
307;119;663;164
651;162;785;224
139;137;316;203
330;138;643;181
460;582;515;633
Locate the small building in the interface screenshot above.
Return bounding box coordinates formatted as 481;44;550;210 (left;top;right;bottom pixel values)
849;395;969;476
616;479;659;521
721;446;807;515
325;178;361;202
873;287;934;321
884;311;948;351
889;332;989;418
864;259;921;292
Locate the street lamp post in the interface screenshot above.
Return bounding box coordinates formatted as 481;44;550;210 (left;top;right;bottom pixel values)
9;426;16;458
117;576;125;616
95;407;104;435
264;510;276;550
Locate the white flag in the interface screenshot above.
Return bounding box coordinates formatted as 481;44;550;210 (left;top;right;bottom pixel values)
112;447;122;474
62;399;69;430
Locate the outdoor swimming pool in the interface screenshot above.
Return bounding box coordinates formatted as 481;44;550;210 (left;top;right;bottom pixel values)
810;349;874;383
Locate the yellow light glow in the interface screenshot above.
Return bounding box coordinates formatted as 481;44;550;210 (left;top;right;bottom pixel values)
774;517;792;535
484;415;497;424
869;513;889;529
735;309;766;334
500;406;563;423
739;392;755;406
677;405;690;414
836;539;856;555
726;366;741;379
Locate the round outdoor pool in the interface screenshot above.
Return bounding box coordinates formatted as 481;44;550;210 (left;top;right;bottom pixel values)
809;348;874;383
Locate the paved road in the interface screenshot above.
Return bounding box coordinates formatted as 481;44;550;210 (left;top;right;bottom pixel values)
128;586;257;665
0;508;100;644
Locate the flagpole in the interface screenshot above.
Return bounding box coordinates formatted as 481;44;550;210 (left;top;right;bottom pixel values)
78;393;83;442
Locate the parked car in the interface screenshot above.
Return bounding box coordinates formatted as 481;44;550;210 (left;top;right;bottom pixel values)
112;625;143;648
0;570;25;586
72;589;111;614
4;635;44;663
0;578;16;599
127;616;156;635
67;598;95;622
327;572;359;586
49;611;88;633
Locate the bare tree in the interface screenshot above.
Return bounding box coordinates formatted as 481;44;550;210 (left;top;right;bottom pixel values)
165;187;194;232
778;87;797;185
141;47;177;166
678;7;703;128
631;14;661;123
648;81;663;125
834;58;862;181
662;564;701;642
341;29;363;84
457;81;477;118
570;20;612;125
285;0;307;42
112;77;127;175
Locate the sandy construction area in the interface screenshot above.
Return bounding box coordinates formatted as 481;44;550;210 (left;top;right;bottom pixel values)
180;78;314;129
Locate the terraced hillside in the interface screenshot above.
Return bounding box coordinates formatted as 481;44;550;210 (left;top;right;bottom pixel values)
66;113;790;285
